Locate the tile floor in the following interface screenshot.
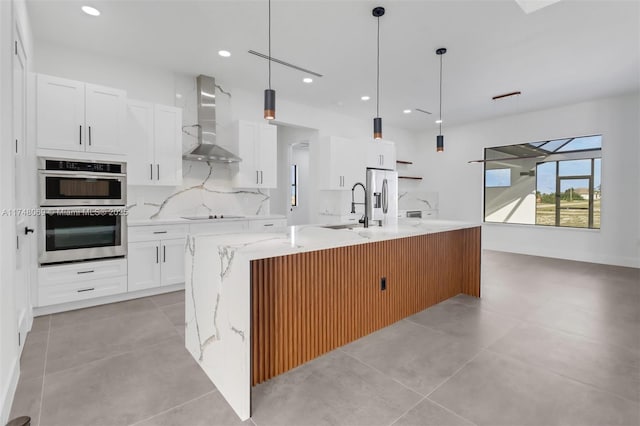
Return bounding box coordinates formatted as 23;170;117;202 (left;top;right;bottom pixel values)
9;250;640;426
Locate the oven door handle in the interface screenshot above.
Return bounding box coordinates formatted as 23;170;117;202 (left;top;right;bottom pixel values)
38;170;126;178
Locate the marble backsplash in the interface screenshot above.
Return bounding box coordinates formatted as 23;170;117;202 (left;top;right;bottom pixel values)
126;161;270;221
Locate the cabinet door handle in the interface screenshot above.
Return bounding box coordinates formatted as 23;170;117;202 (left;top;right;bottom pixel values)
77;288;95;293
156;246;159;264
256;170;259;184
88;126;92;146
163;245;166;263
150;164;153;180
79;125;82;145
153;231;168;234
76;270;94;275
263;223;274;227
260;171;264;184
156;164;160;180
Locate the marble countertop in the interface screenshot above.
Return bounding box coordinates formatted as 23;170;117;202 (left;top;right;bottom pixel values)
128;214;286;227
190;219;480;260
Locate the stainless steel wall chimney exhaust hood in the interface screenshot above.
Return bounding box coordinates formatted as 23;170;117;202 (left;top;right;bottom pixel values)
183;75;241;163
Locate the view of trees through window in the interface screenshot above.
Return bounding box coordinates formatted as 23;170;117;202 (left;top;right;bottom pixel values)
484;135;601;229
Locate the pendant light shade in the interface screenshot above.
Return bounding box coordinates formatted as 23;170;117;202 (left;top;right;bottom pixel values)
373;117;382;139
372;6;385;140
436;47;446;152
264;0;275;120
264;89;275;120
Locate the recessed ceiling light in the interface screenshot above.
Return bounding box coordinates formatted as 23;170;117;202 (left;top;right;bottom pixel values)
218;50;231;58
175;93;183;99
81;6;100;16
361;96;370;101
435;119;443;124
303;77;313;84
403;109;412;114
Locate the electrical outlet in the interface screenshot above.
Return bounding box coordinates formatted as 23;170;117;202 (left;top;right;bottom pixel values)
380;277;387;291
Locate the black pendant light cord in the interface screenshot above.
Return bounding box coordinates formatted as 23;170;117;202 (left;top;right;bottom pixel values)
376;16;380;117
268;0;271;90
439;53;443;135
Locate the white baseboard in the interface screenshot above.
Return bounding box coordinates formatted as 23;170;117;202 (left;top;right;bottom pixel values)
33;283;185;316
1;357;20;426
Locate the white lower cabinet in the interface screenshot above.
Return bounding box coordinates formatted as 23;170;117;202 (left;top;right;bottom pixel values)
128;225;188;292
37;258;127;307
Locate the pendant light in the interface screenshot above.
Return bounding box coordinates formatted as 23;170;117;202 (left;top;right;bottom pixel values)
264;0;275;120
372;6;385;139
436;47;447;152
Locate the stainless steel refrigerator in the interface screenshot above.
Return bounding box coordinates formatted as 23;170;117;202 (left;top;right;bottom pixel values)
366;168;398;227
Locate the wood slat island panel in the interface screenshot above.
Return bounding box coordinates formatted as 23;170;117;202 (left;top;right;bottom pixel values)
251;226;481;385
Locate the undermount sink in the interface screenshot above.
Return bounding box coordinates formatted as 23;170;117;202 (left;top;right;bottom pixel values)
322;223;364;230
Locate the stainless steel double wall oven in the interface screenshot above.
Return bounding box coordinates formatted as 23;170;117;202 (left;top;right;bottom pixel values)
38;157;127;264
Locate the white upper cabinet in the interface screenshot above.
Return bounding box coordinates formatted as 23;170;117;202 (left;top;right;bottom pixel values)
153;104;183;186
36;75;84;152
366;140;396;170
126;100;182;186
84;83;126;154
317;136;366;190
37;74;126;155
232;120;277;188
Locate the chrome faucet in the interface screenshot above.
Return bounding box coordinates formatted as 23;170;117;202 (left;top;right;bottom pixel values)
351;182;369;228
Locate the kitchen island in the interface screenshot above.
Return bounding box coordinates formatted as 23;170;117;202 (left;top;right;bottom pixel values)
185;220;481;420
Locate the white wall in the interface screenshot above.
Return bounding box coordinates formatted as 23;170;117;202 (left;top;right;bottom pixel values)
1;1;34;423
418;93;640;267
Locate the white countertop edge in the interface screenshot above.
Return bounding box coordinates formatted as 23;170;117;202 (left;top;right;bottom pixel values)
189;219;480;261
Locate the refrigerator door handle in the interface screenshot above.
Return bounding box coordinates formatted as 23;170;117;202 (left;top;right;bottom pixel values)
382;178;388;214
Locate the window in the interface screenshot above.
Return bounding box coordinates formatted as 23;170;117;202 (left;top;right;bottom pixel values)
485;169;511;187
484;135;601;229
290;164;298;207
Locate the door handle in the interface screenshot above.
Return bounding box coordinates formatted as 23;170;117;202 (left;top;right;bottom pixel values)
150;164;153;180
24;227;34;235
156;246;159;264
256;170;259;184
156;164;160;180
77;288;95;293
153;231;168;234
77;270;94;275
88;126;92;146
382;178;388;214
260;171;264;184
163;245;166;263
79;125;82;145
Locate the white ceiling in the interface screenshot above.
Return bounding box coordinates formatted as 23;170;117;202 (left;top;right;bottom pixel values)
27;0;640;131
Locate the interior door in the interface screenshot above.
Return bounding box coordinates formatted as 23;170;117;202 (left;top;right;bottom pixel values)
13;28;30;351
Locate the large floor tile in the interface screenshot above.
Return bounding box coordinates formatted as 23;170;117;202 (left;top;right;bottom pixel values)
341;320;481;395
159;302;184;328
457;284;550;320
31;316;50;333
45;309;179;375
489;323;640;402
50;298;157;329
20;331;48;380
134;391;250;426
9;375;43;426
430;350;640;426
526;300;640;354
148;291;184;307
407;299;520;347
39;337;214;426
392;398;474;426
252;350;422;426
